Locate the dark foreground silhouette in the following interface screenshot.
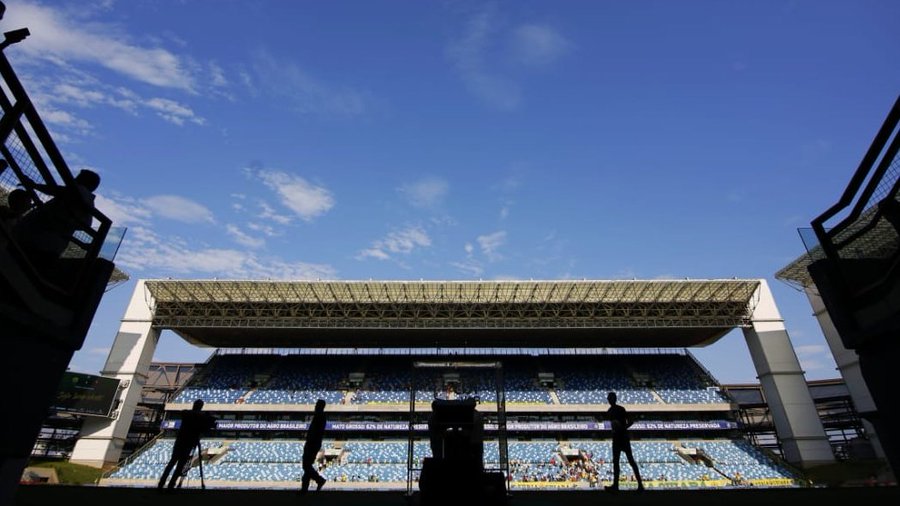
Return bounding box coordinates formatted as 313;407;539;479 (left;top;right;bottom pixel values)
14;483;900;506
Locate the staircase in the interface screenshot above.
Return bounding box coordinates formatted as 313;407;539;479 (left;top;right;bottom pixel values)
805;94;900;480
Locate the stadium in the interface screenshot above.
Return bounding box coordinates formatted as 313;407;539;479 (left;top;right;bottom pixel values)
3;2;900;505
67;278;832;493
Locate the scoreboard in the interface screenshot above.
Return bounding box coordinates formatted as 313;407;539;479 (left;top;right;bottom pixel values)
51;372;120;417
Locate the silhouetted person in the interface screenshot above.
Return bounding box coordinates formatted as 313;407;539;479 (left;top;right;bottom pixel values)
1;189;32;251
1;189;31;229
301;399;327;494
13;169;100;272
605;391;643;492
158;399;216;490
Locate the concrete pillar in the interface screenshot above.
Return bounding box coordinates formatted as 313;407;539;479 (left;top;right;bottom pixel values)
742;279;835;467
804;287;886;461
70;280;159;468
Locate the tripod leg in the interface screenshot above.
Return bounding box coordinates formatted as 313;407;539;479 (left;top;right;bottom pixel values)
177;448;194;489
197;443;205;490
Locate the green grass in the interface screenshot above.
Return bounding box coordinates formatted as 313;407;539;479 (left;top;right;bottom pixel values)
28;459;105;485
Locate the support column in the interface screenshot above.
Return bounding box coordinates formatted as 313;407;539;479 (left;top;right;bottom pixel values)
804;287;886;461
70;280;159;468
742;279;834;467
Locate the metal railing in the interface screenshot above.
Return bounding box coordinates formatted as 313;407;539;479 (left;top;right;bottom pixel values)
811;96;900;285
0;38;120;301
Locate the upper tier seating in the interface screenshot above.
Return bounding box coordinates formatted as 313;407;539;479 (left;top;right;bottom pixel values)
171;352;729;407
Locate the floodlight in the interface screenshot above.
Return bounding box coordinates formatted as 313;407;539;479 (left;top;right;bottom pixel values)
0;28;30;50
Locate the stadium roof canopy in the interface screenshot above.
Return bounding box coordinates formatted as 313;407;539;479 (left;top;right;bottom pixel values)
776;202;897;291
775;253;814;290
144;279;762;349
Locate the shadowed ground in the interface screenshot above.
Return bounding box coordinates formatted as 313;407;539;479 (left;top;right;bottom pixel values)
13;484;900;506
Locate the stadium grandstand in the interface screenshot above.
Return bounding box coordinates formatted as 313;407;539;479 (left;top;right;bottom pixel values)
68;278;839;492
4;0;898;502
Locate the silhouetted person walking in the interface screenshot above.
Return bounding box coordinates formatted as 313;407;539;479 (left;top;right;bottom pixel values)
301;399;327;494
605;391;643;492
158;399;216;490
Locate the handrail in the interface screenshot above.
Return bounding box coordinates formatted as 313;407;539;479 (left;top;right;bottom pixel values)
812;95;900;260
0;47;114;299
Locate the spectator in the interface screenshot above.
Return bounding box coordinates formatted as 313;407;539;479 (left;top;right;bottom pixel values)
1;188;31;231
14;169;100;270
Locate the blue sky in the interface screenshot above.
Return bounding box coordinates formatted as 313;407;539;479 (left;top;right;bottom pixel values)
3;0;899;383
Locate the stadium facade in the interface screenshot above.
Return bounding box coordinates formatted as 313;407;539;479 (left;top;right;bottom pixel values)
68;278;835;487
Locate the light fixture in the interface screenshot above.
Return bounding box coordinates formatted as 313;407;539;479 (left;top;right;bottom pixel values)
0;28;30;50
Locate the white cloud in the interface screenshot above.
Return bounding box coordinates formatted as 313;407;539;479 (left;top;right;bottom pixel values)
209;62;228;87
94;192;152;226
238;70;257;96
3;4;217;140
247;221;280;237
464;242;474;255
115;226;335;279
510;24;571;66
794;344;834;374
795;344;827;356
359;225;432;260
381;227;432;254
250;50;371;117
145;97;206;126
242;257;337;280
115;227;243;274
257;170;335;221
6;2;197;91
399;177;448;208
27;78;206;140
257;201;292;226
142;195;215;224
798;357;827;373
477;230;507;261
96;192;217;228
446;6;521;111
53;83;108;107
40;107;92;134
226;224;265;249
450;260;484;277
360;248;390;261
